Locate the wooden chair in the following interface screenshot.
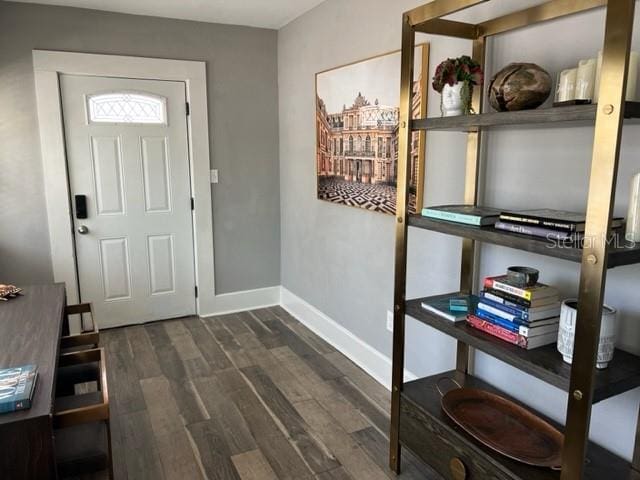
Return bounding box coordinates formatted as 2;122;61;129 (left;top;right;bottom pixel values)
60;303;99;354
54;348;113;479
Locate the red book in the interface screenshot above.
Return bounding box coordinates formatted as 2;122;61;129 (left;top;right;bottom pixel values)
466;314;519;345
466;314;558;349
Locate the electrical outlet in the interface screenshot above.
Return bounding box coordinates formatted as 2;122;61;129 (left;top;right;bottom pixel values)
386;310;394;332
210;169;219;184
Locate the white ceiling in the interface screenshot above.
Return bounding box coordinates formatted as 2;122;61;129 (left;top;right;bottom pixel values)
11;0;327;29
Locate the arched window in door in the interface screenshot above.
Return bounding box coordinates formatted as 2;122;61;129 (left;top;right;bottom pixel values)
88;91;166;124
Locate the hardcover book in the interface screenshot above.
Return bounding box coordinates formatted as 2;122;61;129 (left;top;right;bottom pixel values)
0;365;38;414
517;331;558;349
518;321;560;338
484;275;558;302
475;303;560;328
475;309;520;333
421;294;478;322
475;309;559;337
495;221;623;248
466;315;558;349
421;205;502;226
499;209;623;233
483;288;559;309
477;296;561;322
494;220;576;240
467;314;518;344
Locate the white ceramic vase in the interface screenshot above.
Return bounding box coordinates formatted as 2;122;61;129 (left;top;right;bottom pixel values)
557;299;617;369
441;83;464;117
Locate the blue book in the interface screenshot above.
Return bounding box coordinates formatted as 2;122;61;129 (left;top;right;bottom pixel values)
478;296;529;321
475;309;521;332
421;205;502;226
0;365;38;414
479;292;560;322
480;290;530;310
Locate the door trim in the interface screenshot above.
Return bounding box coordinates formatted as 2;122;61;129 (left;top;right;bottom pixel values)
33;50;216;329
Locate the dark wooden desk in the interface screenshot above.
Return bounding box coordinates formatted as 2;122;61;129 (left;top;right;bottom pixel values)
0;284;66;479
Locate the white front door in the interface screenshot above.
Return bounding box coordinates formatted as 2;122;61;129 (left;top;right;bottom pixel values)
61;75;196;328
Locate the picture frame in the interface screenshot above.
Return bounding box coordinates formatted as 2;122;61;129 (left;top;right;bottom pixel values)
315;44;429;215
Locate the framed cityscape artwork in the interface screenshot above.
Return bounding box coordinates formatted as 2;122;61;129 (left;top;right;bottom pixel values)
315;44;429;215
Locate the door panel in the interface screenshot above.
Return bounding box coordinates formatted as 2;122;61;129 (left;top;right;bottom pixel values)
147;234;176;295
91;136;125;216
61;75;196;328
99;237;132;301
141;137;172;213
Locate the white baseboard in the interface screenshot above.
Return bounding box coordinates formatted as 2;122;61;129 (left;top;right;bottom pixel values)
200;285;280;318
280;287;417;390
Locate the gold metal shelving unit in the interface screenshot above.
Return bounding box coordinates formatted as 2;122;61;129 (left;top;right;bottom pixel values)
389;1;640;479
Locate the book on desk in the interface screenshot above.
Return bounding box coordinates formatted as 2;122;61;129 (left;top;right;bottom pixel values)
0;365;38;414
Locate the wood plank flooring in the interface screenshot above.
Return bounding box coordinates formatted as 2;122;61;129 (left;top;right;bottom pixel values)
94;306;440;480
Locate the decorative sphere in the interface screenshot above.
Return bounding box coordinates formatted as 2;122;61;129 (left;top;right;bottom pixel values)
488;63;552;111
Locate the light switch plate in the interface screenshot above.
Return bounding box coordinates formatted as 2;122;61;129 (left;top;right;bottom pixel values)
387;310;394;332
210;169;219;184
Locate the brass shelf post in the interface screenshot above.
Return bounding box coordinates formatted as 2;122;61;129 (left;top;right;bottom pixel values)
561;1;635;478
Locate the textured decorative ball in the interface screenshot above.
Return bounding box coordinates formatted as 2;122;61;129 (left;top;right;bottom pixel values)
488;63;552;111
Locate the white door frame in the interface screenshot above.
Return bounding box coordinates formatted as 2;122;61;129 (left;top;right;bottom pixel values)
33;50;219;326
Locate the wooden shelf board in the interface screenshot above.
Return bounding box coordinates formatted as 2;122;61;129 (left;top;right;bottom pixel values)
406;295;640;403
411;101;640;131
400;370;636;480
408;215;640;269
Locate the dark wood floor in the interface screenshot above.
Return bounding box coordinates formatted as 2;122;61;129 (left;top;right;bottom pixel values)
95;306;439;480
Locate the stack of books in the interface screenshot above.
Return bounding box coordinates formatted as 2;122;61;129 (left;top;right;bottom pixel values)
496;209;624;245
466;275;561;350
0;365;38;414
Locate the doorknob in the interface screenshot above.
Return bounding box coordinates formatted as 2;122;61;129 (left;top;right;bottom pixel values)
77;225;89;235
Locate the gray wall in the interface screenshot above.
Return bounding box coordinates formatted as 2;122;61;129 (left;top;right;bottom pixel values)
0;1;280;294
279;0;640;460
